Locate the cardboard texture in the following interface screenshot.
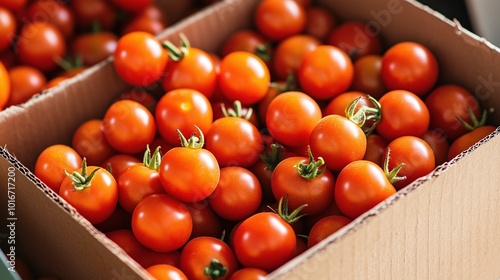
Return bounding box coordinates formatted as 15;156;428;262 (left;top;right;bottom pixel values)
1;0;500;279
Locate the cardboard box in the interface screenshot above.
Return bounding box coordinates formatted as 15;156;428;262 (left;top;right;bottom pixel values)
1;0;500;279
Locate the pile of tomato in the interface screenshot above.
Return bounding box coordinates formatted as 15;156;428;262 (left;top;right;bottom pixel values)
0;0;217;112
28;0;497;279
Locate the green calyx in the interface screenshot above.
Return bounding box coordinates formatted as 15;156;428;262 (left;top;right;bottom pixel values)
345;95;382;136
203;259;227;280
178;125;205;149
221;100;253;120
274;194;307;224
456;107;487;131
142;145;162;171
294;146;326;180
258;142;285;171
64;158;99;191
162;33;191;62
254;43;272;62
270;72;297;93
383;148;406;184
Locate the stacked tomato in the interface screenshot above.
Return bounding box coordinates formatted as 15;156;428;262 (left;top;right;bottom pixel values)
0;0;219;112
31;0;495;279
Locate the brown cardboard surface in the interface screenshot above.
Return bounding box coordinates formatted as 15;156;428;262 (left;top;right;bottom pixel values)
0;0;499;279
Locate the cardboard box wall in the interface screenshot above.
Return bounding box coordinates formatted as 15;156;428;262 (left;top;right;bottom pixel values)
1;0;500;279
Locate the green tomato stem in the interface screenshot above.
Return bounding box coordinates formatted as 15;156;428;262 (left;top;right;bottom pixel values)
383;148;406;184
294;146;325;180
63;158;99;191
177;125;205;149
203;259;227;280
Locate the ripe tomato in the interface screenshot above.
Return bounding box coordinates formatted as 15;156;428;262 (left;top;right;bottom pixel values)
304;6;336;42
335;160;396;219
205;116;263;168
307;215;352;248
0;61;9;109
179;236;239;280
422;129;449;166
146;264;187;280
229;268;267;280
118;148;166;213
35;144;82;193
209;166;262;221
70;0;117;31
271;153;335;215
233;212;296;272
132;193;192;252
381;41;439;96
0;7;16;52
117;89;157;113
155;88;213;146
424;84;482;141
447;125;496;161
0;0;28;13
328;21;382;60
114;31;168;86
159;128;220;202
71;32;118;67
59;160;119;224
110;0;152;12
101;153;141;179
298;45;354;100
383;136;435;190
6;66;46;107
162;37;217;98
122;15;166;35
323;91;368;117
266;91;322;147
376;90;430;141
272;34;320;80
350;54;388;100
72;119;117;166
16;22;66;72
218;51;270;105
24;0;75;38
103;100;156;154
185;201;223;239
220;29;270;58
363;133;388;166
254;0;306;41
309;114;367;171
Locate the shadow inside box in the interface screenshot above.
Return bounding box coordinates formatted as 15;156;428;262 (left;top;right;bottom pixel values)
418;0;473;31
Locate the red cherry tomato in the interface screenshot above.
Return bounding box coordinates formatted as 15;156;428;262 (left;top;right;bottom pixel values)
447;125;496;161
6;65;46;107
71;32;118;67
335;160;396;219
298;45;354;100
185;202;223;239
0;7;16;52
110;0;152;13
72;119;117;166
254;0;306;41
0;61;9;109
350;54;388;99
132;193;192;252
304;6;336;42
381;41;439;96
307;215;352;248
220;29;270;59
101;153;141;179
272;34;320;81
146;264;187;280
229;268;267;280
71;0;117;31
24;0;75;38
363;133;388;166
422;129;449;166
35;144;82;193
113;31;168;86
327;21;382;61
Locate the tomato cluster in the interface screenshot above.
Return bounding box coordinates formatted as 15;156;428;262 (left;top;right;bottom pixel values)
0;0;218;112
31;0;495;279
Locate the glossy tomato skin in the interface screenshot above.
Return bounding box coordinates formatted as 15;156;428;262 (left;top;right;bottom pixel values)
335;160;396;219
117;164;166;213
422;129;449;166
233;212;296;272
71;32;118;67
155;88;213;146
101;153;141;179
272;34;320;80
363;133;388;167
162;47;217;99
254;0;306;41
0;7;16;52
266;91;322;147
298;45;354;100
272;156;335;215
114;31;168;86
59;166;119;224
185;201;223;239
6;65;46;107
179;236;239;280
220;29;269;58
383;136;435;190
323;91;369;117
0;61;9;109
327;21;382;61
132;194;192;252
205;117;263;168
72;119;117;166
381;41;439;96
304;6;336;42
218;51;270;105
209;166;262;221
309;115;367;171
103;100;156;154
229;267;267;280
447;125;496;161
159;146;220;203
376;90;430;142
424;84;482;141
71;0;117;31
24;0;75;38
35;144;82;193
307;215;352;248
146;264;187;280
350;54;388;99
16;22;66;72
